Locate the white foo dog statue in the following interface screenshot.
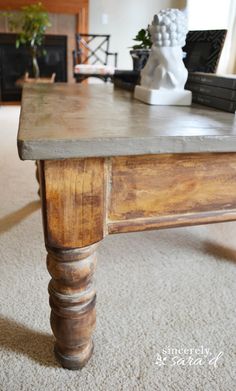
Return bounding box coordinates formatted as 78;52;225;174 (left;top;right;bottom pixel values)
134;8;192;106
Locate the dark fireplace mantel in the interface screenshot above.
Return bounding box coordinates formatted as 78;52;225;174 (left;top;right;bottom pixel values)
0;33;67;101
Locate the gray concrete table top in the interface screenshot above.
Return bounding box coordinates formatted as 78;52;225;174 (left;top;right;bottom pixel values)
18;83;236;160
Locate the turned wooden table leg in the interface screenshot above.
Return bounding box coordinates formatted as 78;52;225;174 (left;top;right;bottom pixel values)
39;158;106;369
35;161;40;196
47;244;98;369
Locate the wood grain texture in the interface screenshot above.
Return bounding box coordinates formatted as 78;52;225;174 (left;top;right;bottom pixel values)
0;0;88;15
17;84;236;161
108;210;236;234
108;153;236;233
76;6;88;34
40;158;105;249
0;1;88;37
47;244;97;370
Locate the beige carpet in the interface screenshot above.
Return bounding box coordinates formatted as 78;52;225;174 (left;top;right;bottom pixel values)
0;106;236;391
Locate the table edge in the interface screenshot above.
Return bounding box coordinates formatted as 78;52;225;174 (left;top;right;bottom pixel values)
17;135;236;160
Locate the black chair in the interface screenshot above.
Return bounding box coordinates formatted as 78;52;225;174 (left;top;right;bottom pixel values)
73;34;118;83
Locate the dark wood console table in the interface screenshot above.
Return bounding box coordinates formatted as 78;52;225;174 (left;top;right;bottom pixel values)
18;83;236;369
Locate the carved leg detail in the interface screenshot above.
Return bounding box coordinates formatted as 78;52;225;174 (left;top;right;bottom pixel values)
35;161;40;197
46;243;98;370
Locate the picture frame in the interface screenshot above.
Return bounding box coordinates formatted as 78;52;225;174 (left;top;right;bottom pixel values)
183;29;227;73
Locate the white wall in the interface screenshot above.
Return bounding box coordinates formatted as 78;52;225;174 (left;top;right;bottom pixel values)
187;0;231;30
89;0;186;69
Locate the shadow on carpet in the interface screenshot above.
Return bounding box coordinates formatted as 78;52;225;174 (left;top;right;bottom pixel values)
0;201;40;234
0;316;58;368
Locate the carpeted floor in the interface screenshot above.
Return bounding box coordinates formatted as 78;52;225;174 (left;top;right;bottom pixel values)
0;106;236;391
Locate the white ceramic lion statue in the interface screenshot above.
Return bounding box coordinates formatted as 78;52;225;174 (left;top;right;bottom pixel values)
141;9;188;90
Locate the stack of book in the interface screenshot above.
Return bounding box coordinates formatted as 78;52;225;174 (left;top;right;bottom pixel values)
186;72;236;113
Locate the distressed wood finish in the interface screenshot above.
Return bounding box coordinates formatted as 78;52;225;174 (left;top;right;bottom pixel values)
35;161;40;197
41;158;105;249
107;153;236;234
47;245;97;370
38;158;105;369
18;84;236;370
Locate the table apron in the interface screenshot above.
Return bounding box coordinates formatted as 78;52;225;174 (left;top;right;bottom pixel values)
39;152;236;248
107;153;236;234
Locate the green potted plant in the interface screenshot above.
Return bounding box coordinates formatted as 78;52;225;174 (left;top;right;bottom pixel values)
130;27;152;71
3;2;51;79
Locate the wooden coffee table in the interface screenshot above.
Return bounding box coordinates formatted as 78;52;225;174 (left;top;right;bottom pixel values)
18;83;236;370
